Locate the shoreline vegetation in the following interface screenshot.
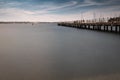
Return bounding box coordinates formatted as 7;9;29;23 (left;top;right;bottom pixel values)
58;16;120;25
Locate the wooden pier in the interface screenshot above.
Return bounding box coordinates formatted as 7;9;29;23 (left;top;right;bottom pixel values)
58;16;120;34
58;17;120;33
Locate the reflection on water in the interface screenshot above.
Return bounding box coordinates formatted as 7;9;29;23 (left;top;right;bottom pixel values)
0;23;120;80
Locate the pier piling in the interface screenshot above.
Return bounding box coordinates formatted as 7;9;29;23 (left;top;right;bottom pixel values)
119;26;120;33
115;26;118;33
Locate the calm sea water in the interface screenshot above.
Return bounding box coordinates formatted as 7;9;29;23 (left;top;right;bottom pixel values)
0;23;120;80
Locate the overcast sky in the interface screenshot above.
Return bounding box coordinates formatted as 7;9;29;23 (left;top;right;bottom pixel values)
0;0;120;22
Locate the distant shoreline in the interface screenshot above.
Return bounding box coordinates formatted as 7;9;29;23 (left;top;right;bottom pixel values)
0;22;57;24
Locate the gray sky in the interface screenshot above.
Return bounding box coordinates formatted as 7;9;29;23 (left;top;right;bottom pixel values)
0;0;120;22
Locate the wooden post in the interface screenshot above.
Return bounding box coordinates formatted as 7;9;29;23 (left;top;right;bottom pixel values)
83;25;85;29
106;26;108;31
110;26;113;32
93;25;94;30
81;24;83;28
119;26;120;33
115;26;118;33
84;25;86;29
74;24;76;27
97;26;99;30
76;24;78;28
104;26;106;31
75;23;77;28
88;25;90;29
78;24;80;28
94;25;96;30
99;26;101;30
73;24;75;27
79;24;81;28
99;25;101;30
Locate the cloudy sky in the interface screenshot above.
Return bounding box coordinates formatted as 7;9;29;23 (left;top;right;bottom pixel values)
0;0;120;22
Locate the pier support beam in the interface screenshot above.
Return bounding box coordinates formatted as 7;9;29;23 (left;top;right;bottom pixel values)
81;25;83;29
110;26;113;32
88;25;90;29
99;26;101;30
93;26;95;30
115;26;118;33
76;24;78;28
84;25;87;29
98;26;101;30
119;26;120;33
104;26;106;31
106;26;108;31
79;25;81;28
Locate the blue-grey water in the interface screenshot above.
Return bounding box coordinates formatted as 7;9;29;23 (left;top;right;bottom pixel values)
0;23;120;80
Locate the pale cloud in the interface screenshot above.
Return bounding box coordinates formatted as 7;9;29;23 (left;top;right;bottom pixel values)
0;0;120;22
67;0;117;10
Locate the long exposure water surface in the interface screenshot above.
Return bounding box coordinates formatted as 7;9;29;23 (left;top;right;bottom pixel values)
0;23;120;80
